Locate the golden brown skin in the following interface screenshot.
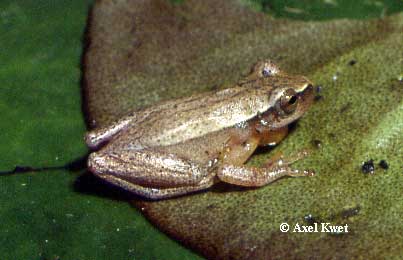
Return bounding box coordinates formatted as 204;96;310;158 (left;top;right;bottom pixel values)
85;60;315;199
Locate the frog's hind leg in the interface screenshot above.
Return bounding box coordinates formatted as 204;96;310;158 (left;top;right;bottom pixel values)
88;148;211;188
98;173;215;200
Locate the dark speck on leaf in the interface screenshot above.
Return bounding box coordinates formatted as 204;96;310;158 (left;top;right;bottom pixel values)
348;59;357;66
304;214;321;226
362;159;375;174
316;85;322;93
312;139;322;149
341;206;361;219
379;160;389;170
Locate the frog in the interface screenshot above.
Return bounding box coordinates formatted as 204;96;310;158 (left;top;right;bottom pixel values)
85;60;315;199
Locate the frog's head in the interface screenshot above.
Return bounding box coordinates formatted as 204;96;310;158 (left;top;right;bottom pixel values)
257;74;315;130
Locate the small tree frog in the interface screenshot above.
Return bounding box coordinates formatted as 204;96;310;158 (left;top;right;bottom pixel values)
85;60;315;199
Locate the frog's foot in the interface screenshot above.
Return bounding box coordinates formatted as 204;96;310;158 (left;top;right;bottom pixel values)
279;167;315;177
264;148;314;178
264;148;311;168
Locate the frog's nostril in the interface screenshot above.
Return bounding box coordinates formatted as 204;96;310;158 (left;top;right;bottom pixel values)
303;84;314;95
305;84;314;90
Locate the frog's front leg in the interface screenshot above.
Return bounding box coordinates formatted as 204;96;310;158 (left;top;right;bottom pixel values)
217;127;314;187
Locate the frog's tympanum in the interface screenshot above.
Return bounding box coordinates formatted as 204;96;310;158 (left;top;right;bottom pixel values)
85;60;315;199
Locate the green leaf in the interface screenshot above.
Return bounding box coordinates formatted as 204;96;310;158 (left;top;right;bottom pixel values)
244;0;403;20
0;1;200;259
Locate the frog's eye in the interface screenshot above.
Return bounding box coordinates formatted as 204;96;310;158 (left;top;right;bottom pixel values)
279;88;298;114
262;66;278;77
262;68;273;77
261;62;279;77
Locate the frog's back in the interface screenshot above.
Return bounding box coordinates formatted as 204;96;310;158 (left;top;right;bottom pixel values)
112;84;272;149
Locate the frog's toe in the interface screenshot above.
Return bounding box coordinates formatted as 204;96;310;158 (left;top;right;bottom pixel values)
288;168;315;177
87;152;107;174
84;131;99;149
304;169;315;177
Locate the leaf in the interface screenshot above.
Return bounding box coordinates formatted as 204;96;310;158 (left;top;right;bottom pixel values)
85;0;403;258
0;1;199;259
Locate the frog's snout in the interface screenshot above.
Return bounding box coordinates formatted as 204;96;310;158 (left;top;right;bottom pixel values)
305;83;314;91
300;83;314;102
